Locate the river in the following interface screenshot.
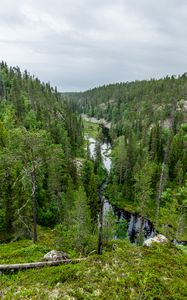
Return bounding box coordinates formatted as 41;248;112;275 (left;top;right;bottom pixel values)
88;136;155;243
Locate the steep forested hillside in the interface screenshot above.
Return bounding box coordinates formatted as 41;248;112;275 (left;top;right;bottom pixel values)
0;62;87;242
67;75;187;241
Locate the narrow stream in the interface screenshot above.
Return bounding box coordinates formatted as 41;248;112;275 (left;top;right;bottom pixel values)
88;136;155;243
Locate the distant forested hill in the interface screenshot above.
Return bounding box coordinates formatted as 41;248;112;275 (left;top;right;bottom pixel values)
67;75;187;241
66;75;187;136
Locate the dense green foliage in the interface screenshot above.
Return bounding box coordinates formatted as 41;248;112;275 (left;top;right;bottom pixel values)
67;75;187;241
0;64;187;299
0;62;89;242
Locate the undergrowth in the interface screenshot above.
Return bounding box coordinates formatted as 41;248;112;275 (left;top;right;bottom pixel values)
0;236;186;299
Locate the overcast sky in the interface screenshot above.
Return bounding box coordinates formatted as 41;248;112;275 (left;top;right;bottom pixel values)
0;0;187;91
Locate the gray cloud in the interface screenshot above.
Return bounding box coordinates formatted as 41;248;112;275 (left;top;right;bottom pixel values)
0;0;187;91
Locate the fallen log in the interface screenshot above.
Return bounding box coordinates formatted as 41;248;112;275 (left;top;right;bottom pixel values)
0;258;86;271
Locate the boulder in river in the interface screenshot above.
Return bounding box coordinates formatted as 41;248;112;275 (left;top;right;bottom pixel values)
143;234;168;247
43;250;70;261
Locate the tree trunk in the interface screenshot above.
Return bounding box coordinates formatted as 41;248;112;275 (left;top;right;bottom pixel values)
0;258;87;271
5;174;13;233
155;131;173;230
98;195;104;255
31;160;37;242
155;102;177;231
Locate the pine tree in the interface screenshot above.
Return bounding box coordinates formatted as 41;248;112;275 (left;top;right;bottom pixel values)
70;187;92;253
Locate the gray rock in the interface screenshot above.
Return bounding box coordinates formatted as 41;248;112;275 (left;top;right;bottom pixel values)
43;250;70;261
143;234;168;247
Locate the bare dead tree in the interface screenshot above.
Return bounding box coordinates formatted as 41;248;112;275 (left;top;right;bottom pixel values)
98;195;104;255
155;101;178;231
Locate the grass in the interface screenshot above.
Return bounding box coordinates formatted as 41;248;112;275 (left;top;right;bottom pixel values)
0;227;55;264
0;236;187;299
83;120;100;139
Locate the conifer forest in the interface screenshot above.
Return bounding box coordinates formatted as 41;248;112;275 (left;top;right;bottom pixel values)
0;62;187;299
